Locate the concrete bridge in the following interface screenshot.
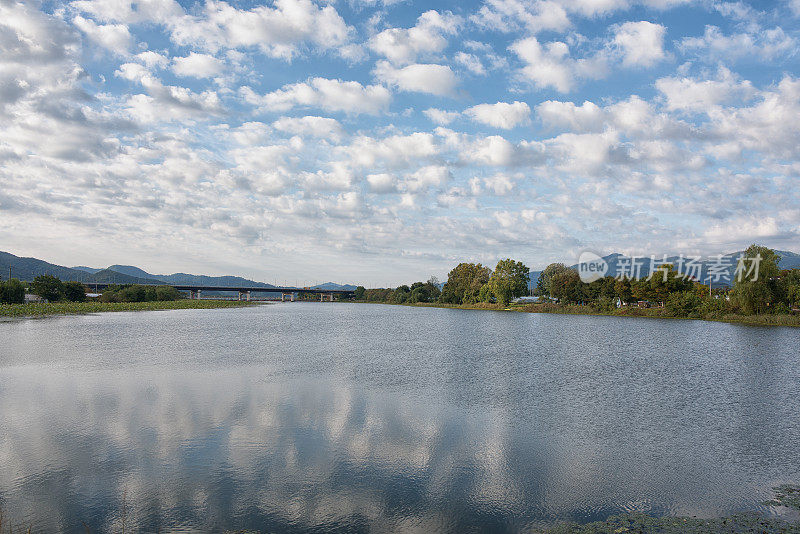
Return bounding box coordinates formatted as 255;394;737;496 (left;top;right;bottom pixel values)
86;283;354;302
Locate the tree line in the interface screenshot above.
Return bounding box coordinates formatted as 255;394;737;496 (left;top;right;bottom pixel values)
0;274;182;304
354;245;800;318
536;245;800;317
354;258;531;306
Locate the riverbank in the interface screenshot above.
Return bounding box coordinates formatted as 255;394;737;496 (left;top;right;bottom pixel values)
358;301;800;327
0;299;258;318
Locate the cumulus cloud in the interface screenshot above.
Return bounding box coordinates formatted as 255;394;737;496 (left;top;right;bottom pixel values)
368;10;460;65
272;116;344;142
72;15;132;54
116;63;223;121
423;108;460;125
537;100;605;132
464;101;531;129
71;0;184;24
343;133;439;169
471;0;570;34
679;25;797;61
366;173;397;193
612;21;667;67
510;37;608;93
172;52;224;78
373;61;458;96
243;78;391;115
655;68;755;112
168;0;352;59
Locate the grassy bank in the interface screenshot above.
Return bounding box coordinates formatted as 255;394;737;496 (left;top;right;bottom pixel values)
0;299;258;318
359;300;800;327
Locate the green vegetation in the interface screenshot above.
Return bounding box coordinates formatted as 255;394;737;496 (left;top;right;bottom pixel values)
0;299;255;318
358;277;442;304
356;244;800;327
0;278;25;304
99;284;181;302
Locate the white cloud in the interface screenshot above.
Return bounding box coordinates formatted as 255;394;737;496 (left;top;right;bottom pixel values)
536;100;605;132
471;0;570;34
366;173;397;193
343;133;439;168
374;62;458;96
484;173;515;195
168;0;352;59
368;10;460;65
135;51;169;69
273;116;344;142
510;37;608;93
612;21;667;67
71;0;184;24
115;63;223;122
464;101;531;129
679;25;797;61
454;52;486;75
244;78;391;115
405;165;451;192
72;15;132;54
172;53;224;78
655;68;755;112
423;108;460;125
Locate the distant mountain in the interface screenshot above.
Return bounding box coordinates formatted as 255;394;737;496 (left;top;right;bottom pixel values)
71;266;102;274
86;268;165;285
107;264;159;280
313;282;358;291
1;251;94;282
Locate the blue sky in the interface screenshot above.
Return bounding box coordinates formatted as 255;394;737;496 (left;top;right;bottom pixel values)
1;0;799;285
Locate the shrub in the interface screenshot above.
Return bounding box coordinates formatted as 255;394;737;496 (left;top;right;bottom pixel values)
0;279;25;304
63;281;88;302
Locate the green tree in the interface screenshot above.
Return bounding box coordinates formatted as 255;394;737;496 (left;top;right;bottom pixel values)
392;285;410;304
614;277;634;304
639;264;694;305
731;245;781;314
537;263;570;297
439;263;491;304
550;269;584;303
0;278;26;304
354;286;366;300
63;281;88;302
155;285;180;301
30;275;65;302
486;258;530;305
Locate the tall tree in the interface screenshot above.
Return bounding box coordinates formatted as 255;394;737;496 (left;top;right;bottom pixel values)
550;269;584;303
30;275;65;302
439;263;491;304
486;258;530;305
0;278;25;304
537;263;570;297
731;245;781;314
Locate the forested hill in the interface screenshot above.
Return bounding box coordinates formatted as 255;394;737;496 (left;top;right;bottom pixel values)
1;251;355;290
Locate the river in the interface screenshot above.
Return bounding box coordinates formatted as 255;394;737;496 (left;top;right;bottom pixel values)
1;303;799;532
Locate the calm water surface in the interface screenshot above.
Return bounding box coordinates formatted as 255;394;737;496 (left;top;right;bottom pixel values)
1;303;799;532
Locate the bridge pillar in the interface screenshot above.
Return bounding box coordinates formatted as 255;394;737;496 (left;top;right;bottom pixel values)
281;293;285;302
246;291;251;301
320;293;324;302
329;293;334;302
291;293;295;302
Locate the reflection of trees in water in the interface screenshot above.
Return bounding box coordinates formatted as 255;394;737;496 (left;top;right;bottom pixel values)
0;372;547;532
